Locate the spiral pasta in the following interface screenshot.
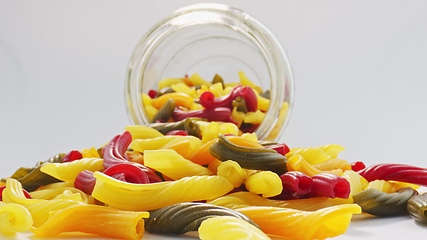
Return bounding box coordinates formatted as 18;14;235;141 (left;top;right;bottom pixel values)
0;201;33;234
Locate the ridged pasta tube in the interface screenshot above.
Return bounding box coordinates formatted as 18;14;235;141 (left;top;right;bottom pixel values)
209;135;288;174
244;171;283;198
31;204;149;240
236;204;361;240
217;160;247;188
145;202;257;234
352;187;417;216
92;172;234;211
199;216;271;240
0;202;33;234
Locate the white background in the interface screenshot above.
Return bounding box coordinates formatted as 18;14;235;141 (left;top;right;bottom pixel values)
1;0;427;239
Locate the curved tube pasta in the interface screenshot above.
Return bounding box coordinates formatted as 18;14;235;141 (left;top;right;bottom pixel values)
209;135;288;174
244;171;283;198
286;144;345;165
145;202;257;234
40;158;104;183
92;172;234;211
0;202;33;234
352;187;417;216
217;160;247;188
407;193;427;223
279;171;313;196
313;158;351;172
124;125;164;140
341;170;369;201
144;149;212;180
236;204;361;240
151;98;175;123
31;204;149;240
306;173;350;199
147;118;202;138
286;155;342;177
199;216;271;240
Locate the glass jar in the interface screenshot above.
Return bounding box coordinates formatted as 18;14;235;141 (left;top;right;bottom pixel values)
125;3;294;141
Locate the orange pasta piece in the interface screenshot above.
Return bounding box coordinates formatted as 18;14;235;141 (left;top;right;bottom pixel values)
237;204;361;240
31;204;149;240
150;92;194;109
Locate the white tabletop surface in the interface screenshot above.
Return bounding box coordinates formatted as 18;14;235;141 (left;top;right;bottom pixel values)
1;1;427;239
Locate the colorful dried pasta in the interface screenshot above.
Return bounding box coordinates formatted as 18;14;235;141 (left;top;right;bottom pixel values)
407;193;427;223
0;201;33;234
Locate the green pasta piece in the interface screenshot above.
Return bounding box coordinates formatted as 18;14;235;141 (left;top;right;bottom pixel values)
260;90;271;99
151;98;176;123
2;153;65;191
232;96;248;113
147;118;202;138
209;135;288;175
407;193;427;223
157;86;175;97
353;187;417;216
211;74;225;89
145;202;258;234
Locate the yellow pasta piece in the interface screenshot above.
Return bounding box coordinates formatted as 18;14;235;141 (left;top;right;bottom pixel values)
238;71;262;94
189;73;211;87
201;122;221;143
244;109;265;125
81;147;100;158
92;172;234;211
144;104;159;121
341;170;369;201
286;155;342;177
171;82;197;97
265;101;289;141
217;160;247;188
157;77;186;90
256;94;270;112
199;216;271;240
129;135;201;159
231;107;246;127
150;92;194;109
31;204;149;240
40;158;104;183
207;159;223;174
244;171;283;198
236;204;361;240
0;202;33;234
313;158;351;172
124;125;164;139
287;144;345;165
144;149;212;180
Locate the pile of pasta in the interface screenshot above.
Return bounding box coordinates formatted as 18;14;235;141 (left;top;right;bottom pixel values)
1;125;427;240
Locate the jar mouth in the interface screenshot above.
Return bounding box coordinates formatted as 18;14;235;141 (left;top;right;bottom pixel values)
125;3;294;141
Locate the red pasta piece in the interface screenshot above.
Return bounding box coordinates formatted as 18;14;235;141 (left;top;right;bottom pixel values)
102;132;162;183
103;163;150;184
165;130;188;136
357;163;427;186
279;171;313;196
350;161;366;172
199;85;257;112
62;150;83;163
74;170;97;195
264;143;290;156
305;173;350;199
